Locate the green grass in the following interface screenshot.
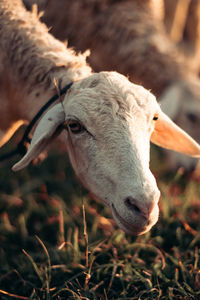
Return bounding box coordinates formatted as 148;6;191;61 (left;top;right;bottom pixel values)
0;141;200;299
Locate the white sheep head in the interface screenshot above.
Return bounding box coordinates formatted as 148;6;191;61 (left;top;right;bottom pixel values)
12;72;200;235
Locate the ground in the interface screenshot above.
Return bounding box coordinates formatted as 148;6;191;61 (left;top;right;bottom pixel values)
0;132;200;299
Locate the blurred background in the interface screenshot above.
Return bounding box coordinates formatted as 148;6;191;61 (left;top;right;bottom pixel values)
164;0;200;73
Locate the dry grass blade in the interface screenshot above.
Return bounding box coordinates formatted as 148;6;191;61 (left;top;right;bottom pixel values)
22;249;44;284
35;235;51;281
82;204;89;268
0;290;29;299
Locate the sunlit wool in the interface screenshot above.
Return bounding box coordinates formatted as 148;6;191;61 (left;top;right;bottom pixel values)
1;0;200;236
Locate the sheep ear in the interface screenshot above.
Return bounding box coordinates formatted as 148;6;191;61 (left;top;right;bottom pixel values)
12;103;65;171
151;111;200;157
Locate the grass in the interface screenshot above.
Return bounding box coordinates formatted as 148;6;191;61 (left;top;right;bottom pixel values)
0;139;200;299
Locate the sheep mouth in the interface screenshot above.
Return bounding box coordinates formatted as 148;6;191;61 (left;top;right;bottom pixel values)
111;204;149;236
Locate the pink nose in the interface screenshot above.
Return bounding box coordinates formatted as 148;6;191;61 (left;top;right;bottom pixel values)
146;199;158;215
124;193;160;218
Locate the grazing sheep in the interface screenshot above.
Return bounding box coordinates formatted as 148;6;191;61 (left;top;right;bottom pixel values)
23;0;200;170
0;0;91;143
1;0;200;236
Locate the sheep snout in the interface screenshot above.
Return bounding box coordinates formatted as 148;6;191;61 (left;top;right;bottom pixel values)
124;192;160;218
111;190;160;236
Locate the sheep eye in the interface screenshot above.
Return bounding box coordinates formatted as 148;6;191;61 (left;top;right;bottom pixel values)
186;113;198;123
153;115;158;121
68;120;85;134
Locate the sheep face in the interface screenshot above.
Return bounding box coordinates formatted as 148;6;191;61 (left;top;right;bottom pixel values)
12;72;200;235
63;72;161;235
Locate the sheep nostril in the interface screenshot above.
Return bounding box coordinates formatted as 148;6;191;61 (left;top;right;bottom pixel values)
125;197;142;215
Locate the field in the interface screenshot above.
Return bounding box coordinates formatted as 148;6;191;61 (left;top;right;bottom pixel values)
0;135;200;300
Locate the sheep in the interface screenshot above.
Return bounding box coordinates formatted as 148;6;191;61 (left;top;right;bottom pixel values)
0;0;92;143
1;0;200;236
23;0;200;170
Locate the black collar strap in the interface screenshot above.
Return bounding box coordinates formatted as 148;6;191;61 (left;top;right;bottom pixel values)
0;82;73;162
